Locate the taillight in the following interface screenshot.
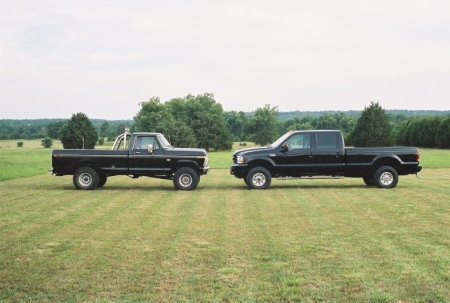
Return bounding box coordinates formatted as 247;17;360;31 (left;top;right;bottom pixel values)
417;151;420;161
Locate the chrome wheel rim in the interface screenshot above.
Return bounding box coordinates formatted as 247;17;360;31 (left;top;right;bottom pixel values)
252;172;266;187
179;173;193;188
380;172;394;186
79;173;92;186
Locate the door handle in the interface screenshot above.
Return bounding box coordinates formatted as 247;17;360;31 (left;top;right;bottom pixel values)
135;152;141;154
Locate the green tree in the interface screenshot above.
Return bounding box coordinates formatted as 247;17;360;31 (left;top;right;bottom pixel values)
162;119;197;148
60;113;99;149
134;97;197;148
395;120;411;146
41;137;53;148
435;116;450;148
225;111;249;141
416;116;441;148
99;121;110;138
348;101;393;147
167;93;232;151
245;104;279;146
46;121;66;139
135;97;170;132
281;116;314;133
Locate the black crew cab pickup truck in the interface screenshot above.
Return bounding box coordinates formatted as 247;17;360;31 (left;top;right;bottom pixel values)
49;130;209;190
230;130;422;189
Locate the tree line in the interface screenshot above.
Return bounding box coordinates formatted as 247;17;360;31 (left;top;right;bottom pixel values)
1;94;449;149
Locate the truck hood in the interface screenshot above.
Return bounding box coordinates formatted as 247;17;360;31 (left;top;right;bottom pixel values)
233;146;270;156
166;147;207;156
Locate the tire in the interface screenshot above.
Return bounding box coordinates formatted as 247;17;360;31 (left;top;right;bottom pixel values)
246;167;271;189
98;174;108;187
374;166;398;189
363;177;377;186
243;177;248;186
73;166;99;190
173;167;199;190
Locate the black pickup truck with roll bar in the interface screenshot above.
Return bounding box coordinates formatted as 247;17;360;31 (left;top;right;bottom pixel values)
230;130;422;189
49;130;209;190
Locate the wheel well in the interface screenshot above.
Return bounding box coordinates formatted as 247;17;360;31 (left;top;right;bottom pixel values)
372;158;400;172
72;162;100;174
247;160;274;175
175;162;198;172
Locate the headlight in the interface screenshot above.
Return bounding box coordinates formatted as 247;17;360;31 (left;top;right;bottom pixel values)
236;156;244;164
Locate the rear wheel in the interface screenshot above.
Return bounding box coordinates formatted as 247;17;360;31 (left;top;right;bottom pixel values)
246;167;271;189
98;174;108;187
73;166;99;190
374;166;398;188
173;167;199;190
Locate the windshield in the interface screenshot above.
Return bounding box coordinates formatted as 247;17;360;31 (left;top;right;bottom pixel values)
157;134;172;148
270;132;293;148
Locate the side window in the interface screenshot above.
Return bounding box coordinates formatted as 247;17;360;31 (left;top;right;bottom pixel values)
287;133;311;149
316;133;338;149
134;136;160;150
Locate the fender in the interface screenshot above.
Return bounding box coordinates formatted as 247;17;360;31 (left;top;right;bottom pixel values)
246;157;276;169
71;159;99;173
370;153;403;166
176;159;202;167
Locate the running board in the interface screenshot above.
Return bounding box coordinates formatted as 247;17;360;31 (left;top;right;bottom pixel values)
276;176;344;180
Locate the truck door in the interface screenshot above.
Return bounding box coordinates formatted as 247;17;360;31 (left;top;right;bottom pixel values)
312;132;345;175
272;133;315;176
128;135;171;176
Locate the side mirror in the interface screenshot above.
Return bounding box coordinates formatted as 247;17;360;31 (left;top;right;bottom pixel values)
281;142;289;152
147;144;154;154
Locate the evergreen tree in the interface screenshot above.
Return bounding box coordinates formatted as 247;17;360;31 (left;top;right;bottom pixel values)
348;101;393;147
435;116;450;148
60;113;99;149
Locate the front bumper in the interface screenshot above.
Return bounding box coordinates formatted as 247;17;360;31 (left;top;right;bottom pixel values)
202;166;210;174
230;164;248;178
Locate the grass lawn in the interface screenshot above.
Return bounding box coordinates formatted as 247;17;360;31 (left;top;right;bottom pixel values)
0;143;449;302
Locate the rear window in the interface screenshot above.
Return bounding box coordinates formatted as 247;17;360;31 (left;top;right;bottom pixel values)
316;133;338;149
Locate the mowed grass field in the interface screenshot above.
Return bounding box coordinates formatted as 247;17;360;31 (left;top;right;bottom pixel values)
1;140;449;302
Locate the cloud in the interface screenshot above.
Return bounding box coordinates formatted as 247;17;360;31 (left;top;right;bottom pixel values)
1;0;449;119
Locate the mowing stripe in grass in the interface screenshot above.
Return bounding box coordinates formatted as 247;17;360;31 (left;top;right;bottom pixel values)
1;169;449;302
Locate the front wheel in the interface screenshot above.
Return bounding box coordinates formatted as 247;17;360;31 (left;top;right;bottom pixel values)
363;177;377;186
246;167;271;189
374;166;398;188
173;167;199;190
73;166;99;190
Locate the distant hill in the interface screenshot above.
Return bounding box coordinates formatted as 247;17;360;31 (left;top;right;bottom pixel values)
1;110;448;124
277;110;450;120
0;119;134;127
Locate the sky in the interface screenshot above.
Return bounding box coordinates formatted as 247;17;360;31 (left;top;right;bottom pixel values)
1;0;449;120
